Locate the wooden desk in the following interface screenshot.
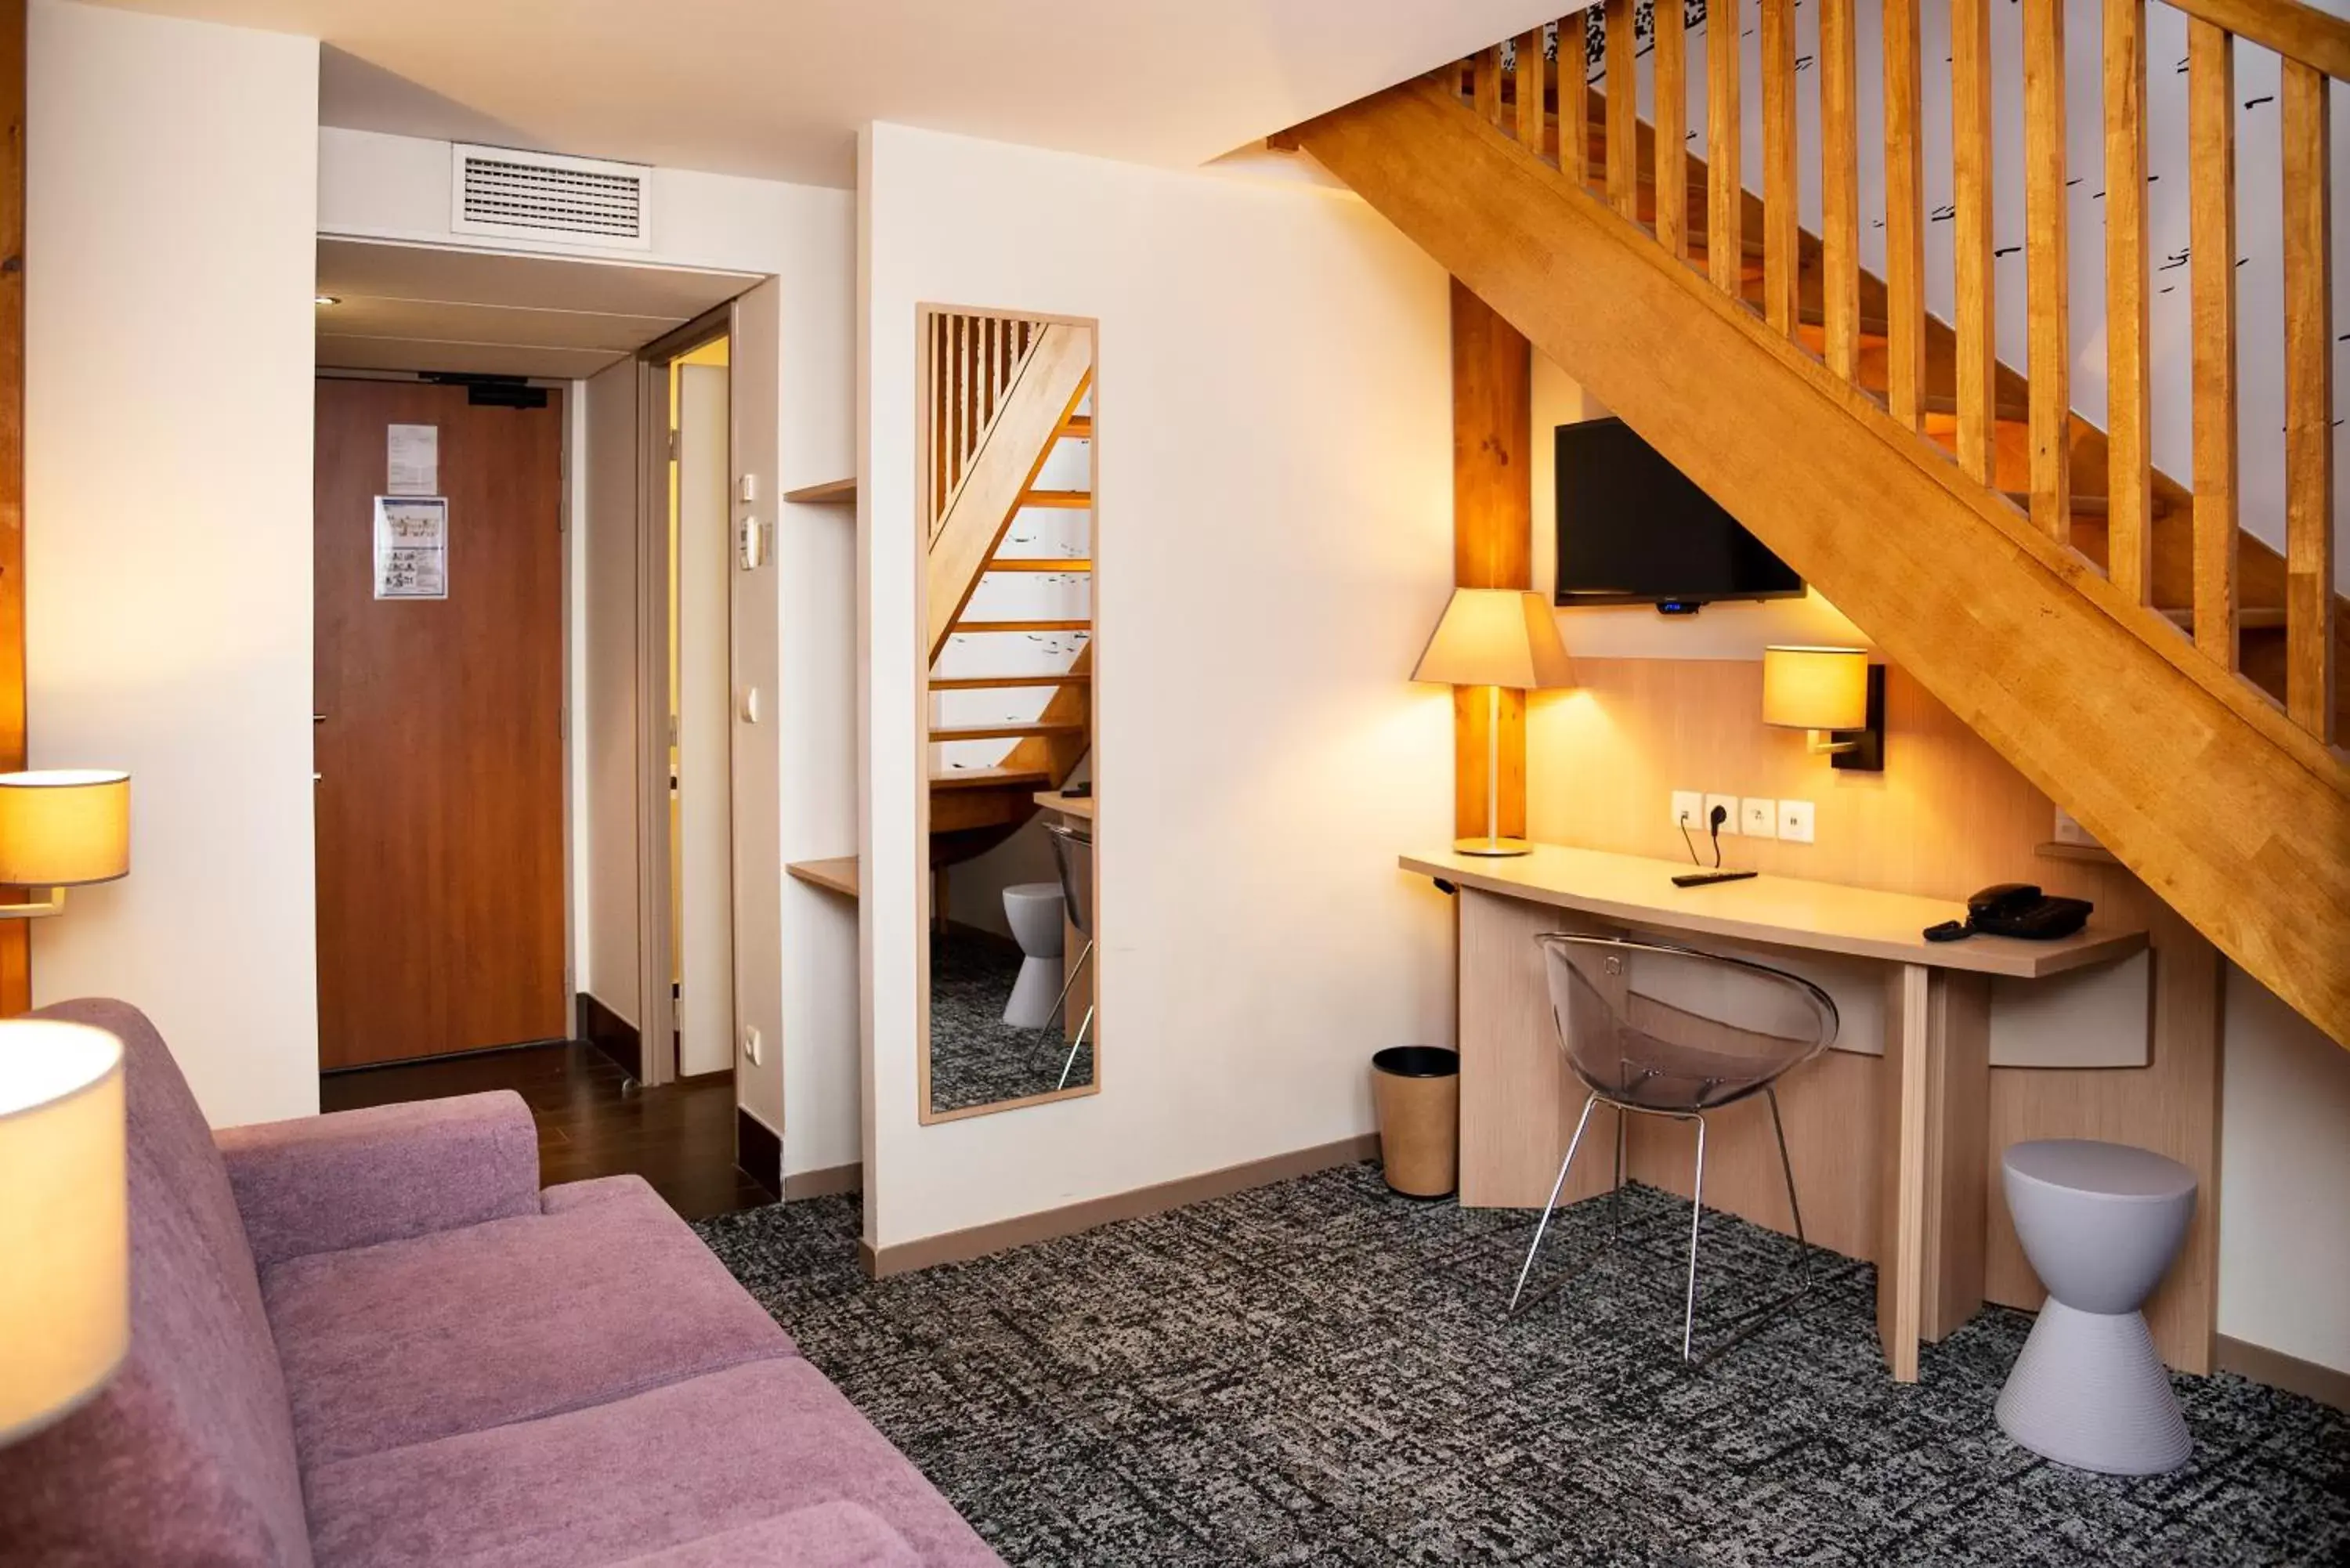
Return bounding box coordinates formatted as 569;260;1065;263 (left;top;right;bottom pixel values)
1032;789;1095;822
1402;844;2149;1382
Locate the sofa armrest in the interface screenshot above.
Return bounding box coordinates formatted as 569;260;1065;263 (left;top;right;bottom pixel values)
215;1091;540;1267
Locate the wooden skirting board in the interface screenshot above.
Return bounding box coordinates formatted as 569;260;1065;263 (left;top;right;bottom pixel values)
2217;1335;2350;1413
860;1133;1382;1277
783;1161;864;1201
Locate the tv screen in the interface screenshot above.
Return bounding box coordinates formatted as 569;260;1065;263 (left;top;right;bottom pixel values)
1554;418;1803;608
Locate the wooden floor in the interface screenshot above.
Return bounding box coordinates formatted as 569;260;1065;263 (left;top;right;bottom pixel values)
320;1042;777;1222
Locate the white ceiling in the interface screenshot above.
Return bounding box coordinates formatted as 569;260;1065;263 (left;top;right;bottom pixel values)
93;0;1563;188
315;238;755;378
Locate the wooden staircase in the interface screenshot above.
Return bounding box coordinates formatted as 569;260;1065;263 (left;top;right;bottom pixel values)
1289;0;2350;1044
922;313;1095;868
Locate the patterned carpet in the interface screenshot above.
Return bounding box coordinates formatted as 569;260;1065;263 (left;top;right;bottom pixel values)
929;925;1094;1114
696;1165;2350;1566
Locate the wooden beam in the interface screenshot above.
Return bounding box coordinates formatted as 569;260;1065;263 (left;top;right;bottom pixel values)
1759;0;1799;334
2165;0;2350;83
1706;0;1743;298
1654;2;1687;262
1883;0;1925;430
0;0;24;1014
2189;20;2240;670
1603;0;1637;220
1293;78;2350;1046
1513;27;1549;157
1451;281;1531;845
2281;59;2334;742
1953;0;1997;486
2024;0;2071;541
2106;0;2155;605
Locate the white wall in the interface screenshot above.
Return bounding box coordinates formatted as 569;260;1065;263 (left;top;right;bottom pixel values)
581;359;642;1026
2220;968;2350;1375
24;2;320;1126
772;203;862;1180
860;122;1457;1250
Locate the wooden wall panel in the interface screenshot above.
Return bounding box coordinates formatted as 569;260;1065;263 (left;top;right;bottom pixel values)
1450;280;1531;842
1528;659;2221;1371
0;0;24;1014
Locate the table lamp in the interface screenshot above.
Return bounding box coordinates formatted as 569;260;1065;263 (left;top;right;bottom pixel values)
0;1019;128;1445
1413;587;1576;857
0;770;132;917
1762;645;1884;771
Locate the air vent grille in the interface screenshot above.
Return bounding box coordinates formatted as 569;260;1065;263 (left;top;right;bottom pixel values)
450;144;652;249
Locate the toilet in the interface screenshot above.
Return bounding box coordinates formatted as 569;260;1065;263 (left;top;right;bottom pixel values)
1000;882;1066;1029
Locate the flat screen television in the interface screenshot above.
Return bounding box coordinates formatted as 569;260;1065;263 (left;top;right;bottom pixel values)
1554;418;1803;609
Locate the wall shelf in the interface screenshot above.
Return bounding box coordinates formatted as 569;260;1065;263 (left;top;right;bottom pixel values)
786;856;859;898
783;478;856;505
2034;840;2120;866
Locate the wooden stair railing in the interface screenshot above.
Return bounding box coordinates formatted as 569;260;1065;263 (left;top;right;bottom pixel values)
1291;2;2350;1045
924;313;1097;866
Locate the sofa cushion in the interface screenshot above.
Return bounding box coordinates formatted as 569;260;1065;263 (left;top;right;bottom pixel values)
306;1357;1000;1568
262;1173;794;1469
605;1505;920;1567
0;999;313;1568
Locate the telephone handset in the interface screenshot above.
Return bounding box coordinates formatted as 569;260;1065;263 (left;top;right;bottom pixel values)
1922;883;2094;943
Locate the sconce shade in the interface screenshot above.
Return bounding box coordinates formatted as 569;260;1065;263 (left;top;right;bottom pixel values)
1762;646;1871;732
1412;589;1576;690
0;1020;128;1445
0;771;131;887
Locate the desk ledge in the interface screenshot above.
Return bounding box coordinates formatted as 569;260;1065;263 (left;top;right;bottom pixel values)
1401;844;2146;980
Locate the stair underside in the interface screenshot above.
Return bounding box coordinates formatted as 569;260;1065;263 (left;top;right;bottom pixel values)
1294;77;2350;1046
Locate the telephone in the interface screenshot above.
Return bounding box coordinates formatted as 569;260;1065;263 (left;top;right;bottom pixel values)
1922;883;2093;943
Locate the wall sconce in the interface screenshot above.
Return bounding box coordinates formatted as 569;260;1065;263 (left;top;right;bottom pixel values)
0;1018;128;1444
0;771;132;919
1412;588;1577;856
1762;646;1883;771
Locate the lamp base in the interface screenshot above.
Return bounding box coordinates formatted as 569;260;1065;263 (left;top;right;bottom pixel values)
1452;836;1532;858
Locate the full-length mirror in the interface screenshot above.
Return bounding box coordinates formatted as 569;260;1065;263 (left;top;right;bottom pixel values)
917;309;1098;1122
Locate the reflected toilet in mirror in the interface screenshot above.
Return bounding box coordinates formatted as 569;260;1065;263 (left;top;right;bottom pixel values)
918;309;1099;1120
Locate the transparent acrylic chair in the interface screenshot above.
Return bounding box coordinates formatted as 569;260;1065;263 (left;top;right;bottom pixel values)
1041;822;1094;1091
1509;934;1838;1366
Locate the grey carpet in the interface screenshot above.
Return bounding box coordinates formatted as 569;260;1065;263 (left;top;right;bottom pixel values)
929;925;1094;1114
696;1165;2349;1566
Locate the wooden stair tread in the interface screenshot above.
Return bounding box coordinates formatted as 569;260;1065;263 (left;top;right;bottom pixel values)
929;673;1092;690
1058;414;1094;439
984;558;1092;573
949;619;1091;634
931;766;1052;789
1018;489;1093;508
931;721;1087;742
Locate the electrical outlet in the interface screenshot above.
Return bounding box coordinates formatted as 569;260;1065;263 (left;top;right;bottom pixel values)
1671;790;1705;832
1705;793;1741;836
741;1026;763;1067
1741;797;1777;838
1777;799;1816;844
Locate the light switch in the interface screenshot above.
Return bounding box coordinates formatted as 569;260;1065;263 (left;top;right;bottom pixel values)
1777;799;1816;844
1705;793;1741;836
1741;798;1777;838
741;1026;762;1066
738;686;761;724
738;474;759;504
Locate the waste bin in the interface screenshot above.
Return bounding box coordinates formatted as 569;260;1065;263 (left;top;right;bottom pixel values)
1371;1046;1460;1198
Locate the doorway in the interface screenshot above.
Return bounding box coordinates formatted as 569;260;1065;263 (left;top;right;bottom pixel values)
312;377;567;1068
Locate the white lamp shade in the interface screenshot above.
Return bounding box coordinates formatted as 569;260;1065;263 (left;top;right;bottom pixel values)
1762;646;1871;732
0;771;131;887
1412;589;1577;690
0;1021;129;1445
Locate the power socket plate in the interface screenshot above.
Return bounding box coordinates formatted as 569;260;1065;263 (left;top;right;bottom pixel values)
1705;793;1741;836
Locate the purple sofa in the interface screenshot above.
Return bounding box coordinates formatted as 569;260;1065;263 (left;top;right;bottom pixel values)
0;1000;1000;1568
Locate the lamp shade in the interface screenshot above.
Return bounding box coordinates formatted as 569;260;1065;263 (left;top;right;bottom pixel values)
1762;646;1871;731
0;1020;128;1445
1412;589;1576;690
0;771;130;887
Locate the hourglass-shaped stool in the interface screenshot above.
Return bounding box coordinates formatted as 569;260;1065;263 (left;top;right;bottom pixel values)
1995;1139;2196;1475
999;883;1066;1028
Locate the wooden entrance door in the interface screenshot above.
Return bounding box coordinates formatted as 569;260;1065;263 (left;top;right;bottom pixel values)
313;379;566;1068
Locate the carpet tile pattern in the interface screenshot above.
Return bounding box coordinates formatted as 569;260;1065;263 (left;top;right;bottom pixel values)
696;1165;2349;1566
929;926;1094;1114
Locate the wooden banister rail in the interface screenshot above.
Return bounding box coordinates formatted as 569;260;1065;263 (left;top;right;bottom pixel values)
927;312;1047;540
1445;2;2344;750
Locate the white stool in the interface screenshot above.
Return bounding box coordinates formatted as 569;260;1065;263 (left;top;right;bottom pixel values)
1996;1138;2196;1475
1000;883;1065;1029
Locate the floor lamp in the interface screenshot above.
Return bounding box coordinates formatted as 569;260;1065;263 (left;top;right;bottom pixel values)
1412;588;1575;858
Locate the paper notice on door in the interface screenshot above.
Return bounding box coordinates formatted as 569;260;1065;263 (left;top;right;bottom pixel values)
374;497;450;599
387;424;439;496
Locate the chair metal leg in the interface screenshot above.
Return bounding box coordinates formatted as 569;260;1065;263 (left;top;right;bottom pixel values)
1040;938;1094;1032
1680;1087;1830;1370
1767;1086;1810;1266
1055;1003;1094;1091
1682;1113;1708;1363
1610;1108;1627;1243
1508;1093;1600;1316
